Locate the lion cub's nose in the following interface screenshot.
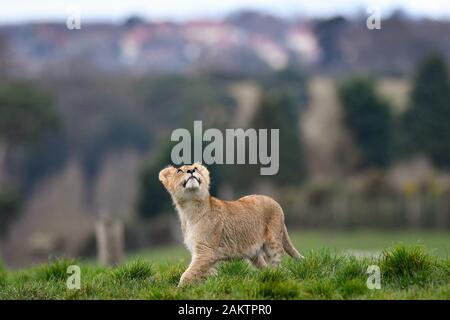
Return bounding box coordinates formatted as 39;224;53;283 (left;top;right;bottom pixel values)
187;169;195;174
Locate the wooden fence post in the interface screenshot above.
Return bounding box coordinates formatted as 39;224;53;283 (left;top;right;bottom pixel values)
95;210;124;266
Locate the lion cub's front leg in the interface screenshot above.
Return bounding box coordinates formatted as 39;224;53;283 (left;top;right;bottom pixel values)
178;245;217;287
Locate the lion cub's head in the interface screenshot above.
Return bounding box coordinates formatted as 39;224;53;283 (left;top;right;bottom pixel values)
159;163;210;201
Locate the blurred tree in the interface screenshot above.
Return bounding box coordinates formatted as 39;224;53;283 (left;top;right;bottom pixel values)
242;91;305;187
0;82;58;188
81;114;151;206
0;34;9;77
338;77;392;168
315;16;348;70
0;81;58;151
0;189;21;237
20;134;69;194
0;81;58;243
260;68;308;107
402;54;450;168
123;15;146;28
139;74;236;129
0;82;58;182
136;142;174;219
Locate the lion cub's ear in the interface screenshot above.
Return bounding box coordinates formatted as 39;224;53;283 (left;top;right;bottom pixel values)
159;166;176;188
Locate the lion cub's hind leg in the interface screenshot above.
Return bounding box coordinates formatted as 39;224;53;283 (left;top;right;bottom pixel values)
249;252;268;269
263;235;284;267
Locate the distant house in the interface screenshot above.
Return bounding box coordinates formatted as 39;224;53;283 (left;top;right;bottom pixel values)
286;24;321;64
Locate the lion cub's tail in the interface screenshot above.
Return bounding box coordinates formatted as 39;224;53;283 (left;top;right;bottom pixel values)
282;225;304;259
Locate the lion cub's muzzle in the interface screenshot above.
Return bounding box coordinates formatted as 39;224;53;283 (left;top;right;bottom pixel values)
183;175;201;188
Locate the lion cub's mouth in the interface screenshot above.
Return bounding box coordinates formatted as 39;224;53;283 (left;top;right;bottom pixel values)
183;176;201;188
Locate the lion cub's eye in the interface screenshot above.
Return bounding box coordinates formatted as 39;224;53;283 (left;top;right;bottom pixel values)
177;169;183;174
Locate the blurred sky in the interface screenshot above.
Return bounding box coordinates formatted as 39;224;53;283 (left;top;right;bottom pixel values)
0;0;449;24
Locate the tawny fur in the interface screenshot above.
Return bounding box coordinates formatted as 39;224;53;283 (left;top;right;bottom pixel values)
159;163;303;287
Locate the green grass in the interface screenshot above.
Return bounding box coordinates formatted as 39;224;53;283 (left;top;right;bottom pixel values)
0;230;449;300
128;229;450;262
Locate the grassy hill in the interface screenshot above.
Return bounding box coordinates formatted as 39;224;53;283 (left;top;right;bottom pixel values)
0;230;449;299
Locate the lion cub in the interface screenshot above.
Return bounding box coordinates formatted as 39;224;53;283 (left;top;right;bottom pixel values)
159;163;303;286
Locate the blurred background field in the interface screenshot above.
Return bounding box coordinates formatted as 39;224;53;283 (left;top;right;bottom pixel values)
0;1;449;270
131;230;450;263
